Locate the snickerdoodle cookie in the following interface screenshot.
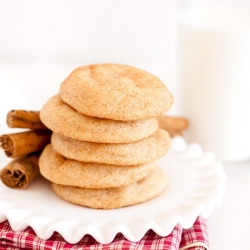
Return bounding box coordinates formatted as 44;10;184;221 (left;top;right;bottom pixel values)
59;64;173;121
51;167;167;209
39;144;157;189
40;95;158;143
51;129;171;165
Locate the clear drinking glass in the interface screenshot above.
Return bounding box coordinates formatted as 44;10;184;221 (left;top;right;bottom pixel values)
178;0;250;162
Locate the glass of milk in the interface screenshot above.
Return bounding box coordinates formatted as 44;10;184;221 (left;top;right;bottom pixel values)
178;1;250;162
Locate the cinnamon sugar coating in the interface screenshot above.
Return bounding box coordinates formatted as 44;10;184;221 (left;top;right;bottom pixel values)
59;64;173;121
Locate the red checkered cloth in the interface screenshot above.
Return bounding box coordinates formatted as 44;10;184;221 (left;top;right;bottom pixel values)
0;217;208;250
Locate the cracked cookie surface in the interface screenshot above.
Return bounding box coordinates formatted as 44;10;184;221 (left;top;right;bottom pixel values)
59;63;173;121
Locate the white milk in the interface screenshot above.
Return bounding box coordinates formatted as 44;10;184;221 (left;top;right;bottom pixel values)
178;9;250;162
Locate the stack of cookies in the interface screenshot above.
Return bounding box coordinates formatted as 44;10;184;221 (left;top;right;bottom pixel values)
39;64;173;209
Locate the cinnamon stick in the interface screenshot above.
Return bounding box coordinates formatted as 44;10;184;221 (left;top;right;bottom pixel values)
0;153;40;189
157;116;189;132
166;129;183;137
0;130;51;158
7;110;47;130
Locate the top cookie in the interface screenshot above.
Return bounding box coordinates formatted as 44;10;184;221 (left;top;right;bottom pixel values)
59;64;173;121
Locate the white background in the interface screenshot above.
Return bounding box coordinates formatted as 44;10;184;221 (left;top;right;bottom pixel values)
0;0;180;134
